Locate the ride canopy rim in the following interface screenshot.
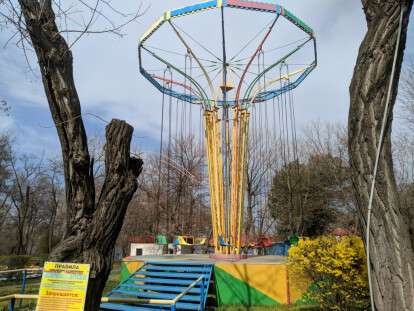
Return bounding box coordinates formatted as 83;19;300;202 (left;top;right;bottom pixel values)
138;0;317;111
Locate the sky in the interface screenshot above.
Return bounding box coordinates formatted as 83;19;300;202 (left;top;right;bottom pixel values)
0;1;413;157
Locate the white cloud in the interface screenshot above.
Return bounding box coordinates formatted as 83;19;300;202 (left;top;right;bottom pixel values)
0;47;47;108
0;0;412;155
0;115;15;131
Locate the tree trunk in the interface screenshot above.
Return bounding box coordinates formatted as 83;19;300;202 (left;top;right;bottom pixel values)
15;185;30;255
48;210;56;254
48;187;58;254
348;1;414;310
18;1;143;310
245;184;256;239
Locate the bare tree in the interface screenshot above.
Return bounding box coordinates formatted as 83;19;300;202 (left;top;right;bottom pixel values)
393;132;414;186
0;100;11;116
1;1;144;309
348;1;414;310
118;134;209;252
303;121;356;214
168;135;207;236
399;60;414;129
44;159;64;254
8;154;44;254
245;135;279;239
0;134;12;232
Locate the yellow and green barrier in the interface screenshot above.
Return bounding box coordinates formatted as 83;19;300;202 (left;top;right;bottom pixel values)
214;263;310;305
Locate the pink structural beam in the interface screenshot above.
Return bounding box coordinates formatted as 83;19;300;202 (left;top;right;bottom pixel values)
227;0;282;14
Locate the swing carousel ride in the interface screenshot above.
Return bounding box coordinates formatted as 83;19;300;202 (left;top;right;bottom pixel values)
138;0;317;256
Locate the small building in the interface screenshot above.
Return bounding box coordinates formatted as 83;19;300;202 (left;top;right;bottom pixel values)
128;235;165;256
130;243;164;256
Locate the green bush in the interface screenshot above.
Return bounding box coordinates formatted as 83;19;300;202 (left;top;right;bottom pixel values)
0;255;44;270
289;236;370;310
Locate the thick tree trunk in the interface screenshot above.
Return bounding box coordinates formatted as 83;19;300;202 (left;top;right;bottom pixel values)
47;210;55;254
15;185;30;255
18;1;143;310
245;189;255;239
47;187;58;254
348;1;414;310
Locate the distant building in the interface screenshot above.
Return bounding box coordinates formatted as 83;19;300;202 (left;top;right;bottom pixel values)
128;235;165;256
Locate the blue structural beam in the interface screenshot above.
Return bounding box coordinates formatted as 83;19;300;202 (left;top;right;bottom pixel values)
171;1;218;18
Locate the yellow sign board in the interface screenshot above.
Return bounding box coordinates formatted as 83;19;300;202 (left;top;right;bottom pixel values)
36;262;90;311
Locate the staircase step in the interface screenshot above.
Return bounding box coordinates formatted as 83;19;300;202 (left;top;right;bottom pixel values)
102;301;200;311
100;303;167;311
144;262;209;266
135;271;203;279
144;265;210;273
129;278;199;286
139;302;200;310
111;290;201;302
120;284;202;294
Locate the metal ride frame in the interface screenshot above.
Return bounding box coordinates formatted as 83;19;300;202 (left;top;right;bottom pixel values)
138;0;317;255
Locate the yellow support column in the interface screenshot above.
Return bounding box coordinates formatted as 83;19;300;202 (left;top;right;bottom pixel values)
205;106;249;255
236;109;250;251
204;111;217;252
214;110;225;241
229;108;240;254
229;107;250;254
204;109;225;254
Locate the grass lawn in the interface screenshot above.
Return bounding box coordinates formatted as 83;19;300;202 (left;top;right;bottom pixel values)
103;262;121;295
0;277;40;310
214;306;320;311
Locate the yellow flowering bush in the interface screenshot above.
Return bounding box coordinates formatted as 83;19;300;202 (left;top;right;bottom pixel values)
289;236;370;310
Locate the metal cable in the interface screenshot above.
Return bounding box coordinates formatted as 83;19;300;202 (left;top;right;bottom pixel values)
166;68;173;234
171;21;222;62
229;18;274;62
189;55;193;137
156;67;170;233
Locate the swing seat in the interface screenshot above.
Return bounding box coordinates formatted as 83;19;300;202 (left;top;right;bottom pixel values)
219;236;231;247
177;236;192;245
195;237;207;245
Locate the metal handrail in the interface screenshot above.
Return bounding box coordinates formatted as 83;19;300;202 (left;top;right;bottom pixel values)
0;268;42;274
101;296;175;305
0;294;38;302
1;295;176;305
0;267;43;309
173;276;203;304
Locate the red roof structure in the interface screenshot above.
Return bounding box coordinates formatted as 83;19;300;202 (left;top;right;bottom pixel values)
128;235;155;243
332;228;350;237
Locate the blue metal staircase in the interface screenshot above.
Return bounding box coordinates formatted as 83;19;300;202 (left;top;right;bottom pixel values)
100;262;213;311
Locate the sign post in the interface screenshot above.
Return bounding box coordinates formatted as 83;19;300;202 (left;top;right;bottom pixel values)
36;262;90;311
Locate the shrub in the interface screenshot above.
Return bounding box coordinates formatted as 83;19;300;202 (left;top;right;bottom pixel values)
0;255;44;269
288;236;370;310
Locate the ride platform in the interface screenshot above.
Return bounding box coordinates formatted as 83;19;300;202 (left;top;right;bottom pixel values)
119;255;310;307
